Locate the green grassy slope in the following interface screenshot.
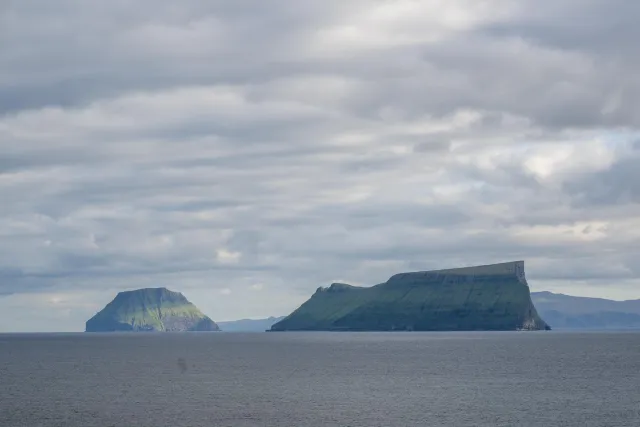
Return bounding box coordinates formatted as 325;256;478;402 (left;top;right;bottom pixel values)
85;288;219;332
272;262;549;331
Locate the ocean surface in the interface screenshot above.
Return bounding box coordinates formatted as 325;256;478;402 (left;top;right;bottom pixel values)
1;331;639;427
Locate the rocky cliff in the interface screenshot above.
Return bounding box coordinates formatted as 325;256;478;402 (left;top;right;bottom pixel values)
271;261;550;332
85;287;220;332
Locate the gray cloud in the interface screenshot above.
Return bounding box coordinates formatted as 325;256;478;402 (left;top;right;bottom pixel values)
563;145;640;206
1;0;640;331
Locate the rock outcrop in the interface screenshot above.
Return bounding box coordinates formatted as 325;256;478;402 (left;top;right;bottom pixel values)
271;261;550;332
85;287;220;332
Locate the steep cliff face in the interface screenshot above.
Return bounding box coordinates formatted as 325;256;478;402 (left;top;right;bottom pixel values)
271;261;550;332
85;287;220;332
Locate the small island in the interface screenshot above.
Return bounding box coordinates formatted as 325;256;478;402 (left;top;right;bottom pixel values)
85;287;220;332
271;261;550;332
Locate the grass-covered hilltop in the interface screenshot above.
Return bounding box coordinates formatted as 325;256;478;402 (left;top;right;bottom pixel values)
86;287;220;332
271;261;550;332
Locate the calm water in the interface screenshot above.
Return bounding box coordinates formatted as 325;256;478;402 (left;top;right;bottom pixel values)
1;332;639;427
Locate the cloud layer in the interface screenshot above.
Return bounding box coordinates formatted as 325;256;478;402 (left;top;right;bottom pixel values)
1;0;639;331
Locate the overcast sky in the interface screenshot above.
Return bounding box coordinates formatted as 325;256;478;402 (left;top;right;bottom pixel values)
1;0;640;332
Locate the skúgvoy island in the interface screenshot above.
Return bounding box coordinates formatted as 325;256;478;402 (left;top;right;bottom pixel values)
271;261;550;332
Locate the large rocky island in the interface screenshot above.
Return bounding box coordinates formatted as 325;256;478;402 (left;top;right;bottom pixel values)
86;287;220;332
271;261;550;332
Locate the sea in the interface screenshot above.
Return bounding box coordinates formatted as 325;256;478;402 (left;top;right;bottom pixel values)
1;331;639;427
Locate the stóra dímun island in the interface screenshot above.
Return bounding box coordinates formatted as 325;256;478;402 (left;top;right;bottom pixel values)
86;287;220;332
271;261;550;332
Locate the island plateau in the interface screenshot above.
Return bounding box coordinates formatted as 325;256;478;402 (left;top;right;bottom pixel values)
85;287;220;332
271;261;550;332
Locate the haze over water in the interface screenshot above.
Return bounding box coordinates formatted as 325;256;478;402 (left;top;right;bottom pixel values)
2;332;639;426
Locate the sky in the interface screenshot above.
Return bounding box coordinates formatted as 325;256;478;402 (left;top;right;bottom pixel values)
1;0;640;332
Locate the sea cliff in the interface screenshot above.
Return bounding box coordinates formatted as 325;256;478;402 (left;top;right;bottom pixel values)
271;261;549;331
